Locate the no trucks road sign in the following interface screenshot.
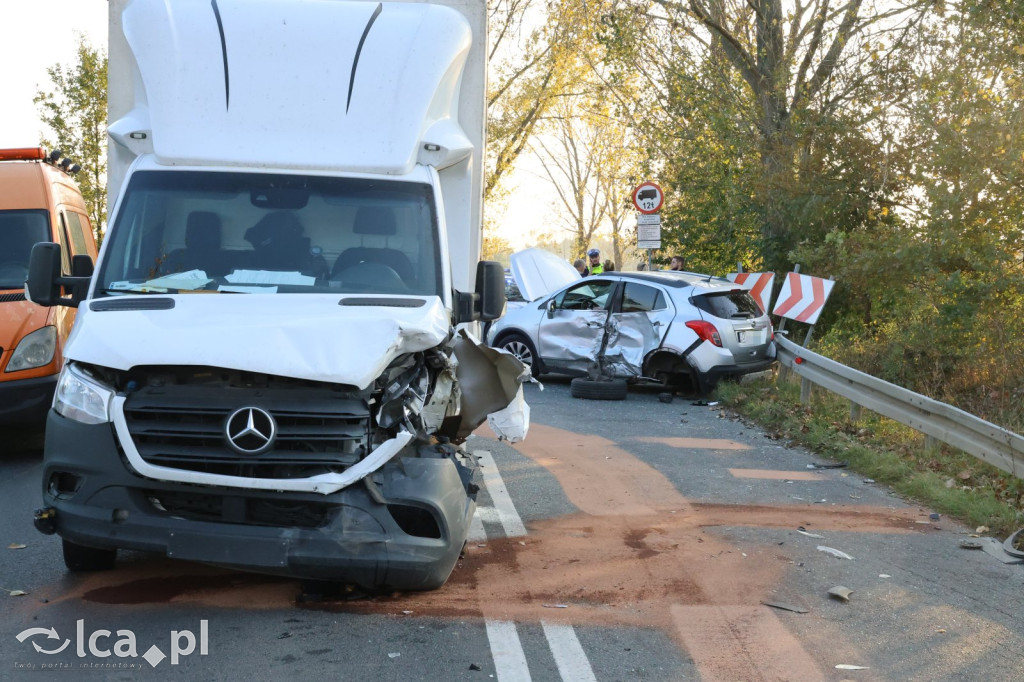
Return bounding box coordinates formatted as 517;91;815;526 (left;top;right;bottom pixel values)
632;182;664;214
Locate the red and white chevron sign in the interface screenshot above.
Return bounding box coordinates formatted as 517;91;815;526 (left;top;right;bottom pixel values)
772;272;835;324
726;272;774;314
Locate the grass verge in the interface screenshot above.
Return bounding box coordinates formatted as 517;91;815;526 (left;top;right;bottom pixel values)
715;375;1024;539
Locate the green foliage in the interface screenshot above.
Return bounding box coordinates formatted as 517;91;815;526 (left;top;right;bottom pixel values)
34;36;107;240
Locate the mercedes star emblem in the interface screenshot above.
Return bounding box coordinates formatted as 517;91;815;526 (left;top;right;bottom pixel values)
224;407;277;455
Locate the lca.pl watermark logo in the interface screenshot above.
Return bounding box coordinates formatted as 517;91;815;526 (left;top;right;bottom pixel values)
15;620;208;670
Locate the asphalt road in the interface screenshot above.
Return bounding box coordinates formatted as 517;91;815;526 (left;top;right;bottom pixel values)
2;379;1023;680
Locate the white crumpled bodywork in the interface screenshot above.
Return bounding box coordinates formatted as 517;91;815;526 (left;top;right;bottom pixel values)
67;294;450;389
603;313;660;377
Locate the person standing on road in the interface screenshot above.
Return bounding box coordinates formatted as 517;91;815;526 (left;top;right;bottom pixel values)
586;248;604;276
603;259;615;272
573;258;587;276
669;255;686;271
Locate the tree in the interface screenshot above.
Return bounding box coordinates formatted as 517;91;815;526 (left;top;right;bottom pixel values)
35;36;108;240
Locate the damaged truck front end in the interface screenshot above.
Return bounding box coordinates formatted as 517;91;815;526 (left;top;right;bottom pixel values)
29;0;520;590
41;325;520;590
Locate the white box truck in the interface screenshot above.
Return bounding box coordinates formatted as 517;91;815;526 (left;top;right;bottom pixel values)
27;0;523;591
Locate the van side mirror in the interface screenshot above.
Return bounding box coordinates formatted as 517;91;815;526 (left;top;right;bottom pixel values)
454;261;507;324
475;261;505;322
26;243;89;308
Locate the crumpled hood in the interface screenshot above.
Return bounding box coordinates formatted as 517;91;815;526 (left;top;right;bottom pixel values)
66;294;450;389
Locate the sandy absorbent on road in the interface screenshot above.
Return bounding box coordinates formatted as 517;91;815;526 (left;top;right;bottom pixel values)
61;422;927;680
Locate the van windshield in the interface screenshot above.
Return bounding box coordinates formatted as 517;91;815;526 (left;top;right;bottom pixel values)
0;209;49;290
97;171;442;296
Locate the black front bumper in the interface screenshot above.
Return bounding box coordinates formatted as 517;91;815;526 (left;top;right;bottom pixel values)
0;374;57;428
40;411;477;591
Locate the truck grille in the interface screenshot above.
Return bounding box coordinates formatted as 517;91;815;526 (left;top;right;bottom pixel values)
122;383;370;479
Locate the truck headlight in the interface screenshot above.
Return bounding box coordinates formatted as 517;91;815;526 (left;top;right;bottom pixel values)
53;364;113;424
5;326;57;372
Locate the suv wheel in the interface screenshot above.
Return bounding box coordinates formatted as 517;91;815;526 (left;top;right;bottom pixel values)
570;377;628;401
498;333;543;374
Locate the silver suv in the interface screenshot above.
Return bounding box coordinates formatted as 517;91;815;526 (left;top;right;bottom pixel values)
486;251;776;394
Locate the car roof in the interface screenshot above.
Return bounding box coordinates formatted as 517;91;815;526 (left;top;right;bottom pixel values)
595;270;736;291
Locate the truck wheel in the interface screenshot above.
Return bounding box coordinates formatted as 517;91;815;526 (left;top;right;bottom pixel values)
570;377;627;401
498;333;543;374
62;539;117;572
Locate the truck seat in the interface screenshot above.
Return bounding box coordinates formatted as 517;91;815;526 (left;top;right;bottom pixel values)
331;207;413;282
162;211;235;276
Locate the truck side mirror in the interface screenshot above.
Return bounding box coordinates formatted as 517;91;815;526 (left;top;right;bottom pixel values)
26;242;89;308
71;254;94;278
475;261;505;322
26;243;63;306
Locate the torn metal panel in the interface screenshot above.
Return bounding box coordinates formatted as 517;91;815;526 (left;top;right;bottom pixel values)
487;385;530;443
449;329;530;441
603;313;660;377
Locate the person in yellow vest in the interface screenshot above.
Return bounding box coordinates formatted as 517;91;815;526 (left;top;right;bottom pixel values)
586;248;604;276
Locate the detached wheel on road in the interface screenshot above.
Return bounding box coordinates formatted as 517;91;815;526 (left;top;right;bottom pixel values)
570;377;628;401
62;539;117;572
497;333;543;375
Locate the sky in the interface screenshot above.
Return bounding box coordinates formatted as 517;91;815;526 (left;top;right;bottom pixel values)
0;0;569;254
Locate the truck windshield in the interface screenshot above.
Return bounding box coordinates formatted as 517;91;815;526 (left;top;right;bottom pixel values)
0;209;49;290
97;171;442;296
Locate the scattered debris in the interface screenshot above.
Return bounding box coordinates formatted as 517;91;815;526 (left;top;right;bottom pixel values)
761;600;809;614
976;526;990;534
835;664;869;670
808;462;848;469
979;537;1024;565
388;652;401;659
828;586;853;602
929;513;941;521
1002;529;1024;559
959;539;984;550
691;400;710;406
658;392;673;404
878;574;891;578
936;628;946;633
8;590;27;597
817;546;854;560
863;479;875;484
402;610;414;615
542;604;569;609
278;632;291;639
7;543;26;550
796;527;823;538
469;663;482;671
708;401;719;407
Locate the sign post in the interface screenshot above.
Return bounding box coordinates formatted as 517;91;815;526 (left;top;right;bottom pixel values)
632;182;663;269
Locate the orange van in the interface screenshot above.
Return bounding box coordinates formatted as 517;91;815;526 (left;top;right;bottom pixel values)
0;147;97;428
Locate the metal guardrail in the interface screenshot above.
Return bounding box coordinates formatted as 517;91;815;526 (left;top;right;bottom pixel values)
775;334;1024;479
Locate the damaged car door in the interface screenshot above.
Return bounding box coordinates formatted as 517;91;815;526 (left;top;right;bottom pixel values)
603;281;674;378
536;278;618;374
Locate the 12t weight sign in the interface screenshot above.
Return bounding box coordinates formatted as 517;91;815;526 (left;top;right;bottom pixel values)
632;182;664;214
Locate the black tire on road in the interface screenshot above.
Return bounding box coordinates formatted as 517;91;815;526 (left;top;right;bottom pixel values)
62;538;117;572
570;377;628;401
498;333;543;375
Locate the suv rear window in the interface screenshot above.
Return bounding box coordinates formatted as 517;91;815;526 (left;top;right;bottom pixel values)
691;290;761;319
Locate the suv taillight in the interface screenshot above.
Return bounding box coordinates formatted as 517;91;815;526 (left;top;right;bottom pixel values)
685;320;723;347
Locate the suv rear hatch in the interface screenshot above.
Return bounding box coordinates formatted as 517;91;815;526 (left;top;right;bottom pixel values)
690;288;773;365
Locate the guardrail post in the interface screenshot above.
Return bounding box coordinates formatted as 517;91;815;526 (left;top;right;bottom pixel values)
924;435;939;451
850;401;862;423
777;265;800;382
800;377;812;404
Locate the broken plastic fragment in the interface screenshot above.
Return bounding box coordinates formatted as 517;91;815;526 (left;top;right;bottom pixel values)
835;664;869;670
959;539;983;550
7;543;26;550
388;652;401;659
879;574;891;578
817;546;854;560
796;527;823;538
828;586;853;601
542;604;569;608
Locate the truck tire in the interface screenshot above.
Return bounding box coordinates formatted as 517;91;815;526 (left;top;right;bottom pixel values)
62;539;116;572
570;377;628;401
497;333;543;375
